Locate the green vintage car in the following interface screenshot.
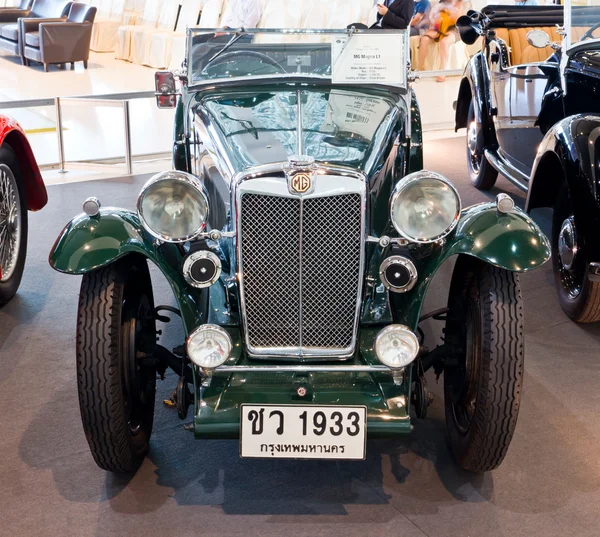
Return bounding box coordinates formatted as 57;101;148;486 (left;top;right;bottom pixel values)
50;28;550;473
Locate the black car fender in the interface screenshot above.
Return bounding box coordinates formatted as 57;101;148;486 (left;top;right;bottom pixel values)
527;114;600;250
455;52;497;147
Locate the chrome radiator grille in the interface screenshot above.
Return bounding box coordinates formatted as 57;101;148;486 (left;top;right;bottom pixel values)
240;192;363;356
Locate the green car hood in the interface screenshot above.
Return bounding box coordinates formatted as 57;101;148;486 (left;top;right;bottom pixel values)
194;87;406;174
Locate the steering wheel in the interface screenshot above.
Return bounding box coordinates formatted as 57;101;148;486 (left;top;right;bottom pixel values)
580;22;600;41
202;50;286;78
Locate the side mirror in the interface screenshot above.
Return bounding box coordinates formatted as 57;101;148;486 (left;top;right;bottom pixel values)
527;30;551;49
155;71;178;109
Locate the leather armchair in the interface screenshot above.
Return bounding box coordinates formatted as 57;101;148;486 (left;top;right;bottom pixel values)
0;0;71;62
0;0;34;24
23;3;97;71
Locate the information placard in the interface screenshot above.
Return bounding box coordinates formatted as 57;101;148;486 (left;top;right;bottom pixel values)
331;33;406;86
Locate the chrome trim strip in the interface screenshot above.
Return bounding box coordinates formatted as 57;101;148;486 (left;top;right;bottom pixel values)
235;167;367;360
484;149;529;192
296;89;304;156
214;364;391;373
298;184;304;349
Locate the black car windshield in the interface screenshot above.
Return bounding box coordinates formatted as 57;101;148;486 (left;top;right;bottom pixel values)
187;28;409;89
569;1;600;47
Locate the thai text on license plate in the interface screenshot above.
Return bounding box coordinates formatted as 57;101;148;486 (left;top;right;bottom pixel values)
240;404;367;460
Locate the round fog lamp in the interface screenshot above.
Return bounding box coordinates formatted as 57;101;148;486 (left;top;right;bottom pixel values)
375;325;420;369
187;325;232;369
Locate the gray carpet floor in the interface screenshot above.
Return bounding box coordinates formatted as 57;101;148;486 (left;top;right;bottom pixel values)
1;137;599;537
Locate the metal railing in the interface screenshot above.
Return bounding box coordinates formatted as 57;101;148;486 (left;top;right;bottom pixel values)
0;90;168;175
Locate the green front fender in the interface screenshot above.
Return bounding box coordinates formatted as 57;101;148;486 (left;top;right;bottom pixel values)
448;202;551;271
393;203;550;329
49;209;203;331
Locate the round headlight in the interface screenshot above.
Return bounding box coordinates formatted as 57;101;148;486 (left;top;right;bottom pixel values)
391;171;461;243
187;324;232;370
375;325;420;369
137;171;209;243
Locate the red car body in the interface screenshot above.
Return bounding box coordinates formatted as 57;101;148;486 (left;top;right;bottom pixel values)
0;113;47;210
0;113;47;280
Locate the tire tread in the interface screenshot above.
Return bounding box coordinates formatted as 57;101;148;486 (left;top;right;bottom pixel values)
446;261;524;473
76;262;146;473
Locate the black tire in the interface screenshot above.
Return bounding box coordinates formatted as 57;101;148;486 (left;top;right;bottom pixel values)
444;257;524;472
466;100;498;190
76;256;157;473
551;186;600;322
0;144;28;306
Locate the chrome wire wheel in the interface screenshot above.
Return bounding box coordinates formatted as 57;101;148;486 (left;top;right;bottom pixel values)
0;164;21;282
557;215;583;299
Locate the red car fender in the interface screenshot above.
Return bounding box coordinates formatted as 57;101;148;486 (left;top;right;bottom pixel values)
0;113;47;211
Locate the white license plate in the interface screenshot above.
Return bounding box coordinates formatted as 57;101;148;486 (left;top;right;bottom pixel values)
240;404;367;460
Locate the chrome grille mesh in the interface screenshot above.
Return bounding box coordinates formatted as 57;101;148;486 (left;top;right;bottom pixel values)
240;192;362;355
302;195;362;348
240;195;300;347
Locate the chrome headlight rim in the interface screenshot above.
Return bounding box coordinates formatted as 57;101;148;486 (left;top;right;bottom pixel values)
137;170;209;244
374;324;420;370
186;324;233;370
390;171;461;244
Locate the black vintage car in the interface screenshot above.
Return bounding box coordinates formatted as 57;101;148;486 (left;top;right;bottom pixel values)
49;28;550;474
455;1;600;322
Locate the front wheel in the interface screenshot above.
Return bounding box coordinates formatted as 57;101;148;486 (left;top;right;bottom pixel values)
466;100;498;190
444;258;524;472
0;145;28;306
76;256;157;473
551;186;600;322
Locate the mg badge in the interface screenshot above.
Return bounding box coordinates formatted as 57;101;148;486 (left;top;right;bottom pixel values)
289;172;313;194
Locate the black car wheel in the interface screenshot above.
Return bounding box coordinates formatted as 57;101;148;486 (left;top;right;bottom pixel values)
444;257;524;472
466;100;498;190
0;144;28;306
76;256;157;473
551;186;600;322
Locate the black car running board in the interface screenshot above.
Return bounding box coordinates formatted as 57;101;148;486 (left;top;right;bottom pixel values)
484;149;529;192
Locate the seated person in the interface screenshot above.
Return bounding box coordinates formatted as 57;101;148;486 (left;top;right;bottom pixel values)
410;0;431;36
418;0;464;81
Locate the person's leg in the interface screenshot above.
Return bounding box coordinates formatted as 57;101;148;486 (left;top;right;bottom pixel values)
418;32;436;70
436;33;456;81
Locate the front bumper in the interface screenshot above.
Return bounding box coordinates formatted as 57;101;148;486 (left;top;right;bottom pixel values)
192;327;412;439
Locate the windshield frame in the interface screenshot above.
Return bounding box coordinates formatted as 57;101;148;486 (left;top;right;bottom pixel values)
565;0;600;54
184;27;411;92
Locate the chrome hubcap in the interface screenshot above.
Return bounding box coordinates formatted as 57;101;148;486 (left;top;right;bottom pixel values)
0;165;21;282
558;217;578;271
467;120;481;174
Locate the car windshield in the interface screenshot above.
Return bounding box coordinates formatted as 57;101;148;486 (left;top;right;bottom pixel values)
187;28;409;89
568;0;600;47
